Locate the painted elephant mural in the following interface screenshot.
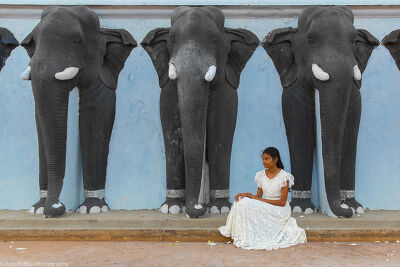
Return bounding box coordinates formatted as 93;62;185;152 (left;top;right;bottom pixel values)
382;29;400;70
262;6;379;218
21;6;136;217
141;6;259;218
0;28;18;70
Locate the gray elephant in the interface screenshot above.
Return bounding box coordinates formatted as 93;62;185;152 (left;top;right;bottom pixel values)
0;28;18;70
141;6;259;218
262;6;379;218
21;6;136;217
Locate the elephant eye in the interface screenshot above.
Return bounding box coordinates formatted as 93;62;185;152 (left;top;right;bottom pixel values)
308;38;313;45
72;34;82;44
213;39;219;45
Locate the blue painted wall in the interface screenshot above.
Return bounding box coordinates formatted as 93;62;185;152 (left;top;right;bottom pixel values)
0;11;399;211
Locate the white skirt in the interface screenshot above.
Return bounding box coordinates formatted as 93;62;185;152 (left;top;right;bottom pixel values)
219;197;307;250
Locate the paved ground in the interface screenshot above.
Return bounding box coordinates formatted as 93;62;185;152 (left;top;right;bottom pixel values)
0;241;399;266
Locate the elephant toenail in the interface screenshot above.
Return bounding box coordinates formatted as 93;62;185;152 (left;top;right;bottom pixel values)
210;206;219;214
160;204;168;213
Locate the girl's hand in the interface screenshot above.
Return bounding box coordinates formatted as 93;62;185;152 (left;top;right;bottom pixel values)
234;192;252;202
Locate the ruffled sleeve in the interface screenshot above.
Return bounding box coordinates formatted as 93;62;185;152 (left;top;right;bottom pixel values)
255;172;262;188
279;172;294;188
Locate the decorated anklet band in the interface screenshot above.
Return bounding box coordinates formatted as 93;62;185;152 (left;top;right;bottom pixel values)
166;189;185;198
210;189;230;199
40;190;47;198
340;190;355;200
291;190;311;199
85;189;105;199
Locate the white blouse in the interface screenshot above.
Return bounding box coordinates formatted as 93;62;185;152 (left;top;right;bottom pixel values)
254;169;294;200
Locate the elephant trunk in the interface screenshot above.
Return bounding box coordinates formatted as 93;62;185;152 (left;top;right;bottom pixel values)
315;58;355;218
30;60;74;217
175;64;211;218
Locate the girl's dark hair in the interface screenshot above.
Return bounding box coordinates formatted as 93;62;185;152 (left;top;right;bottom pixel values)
262;147;284;169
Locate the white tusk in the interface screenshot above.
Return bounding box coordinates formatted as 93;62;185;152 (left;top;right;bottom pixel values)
54;67;79;80
312;63;329;81
20;66;31;80
353;65;362;81
205;65;216;82
168;63;177;80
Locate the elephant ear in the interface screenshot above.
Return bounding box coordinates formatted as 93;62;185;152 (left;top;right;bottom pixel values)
224;28;259;89
382;29;400;71
141;28;171;88
99;28;137;90
0;27;18;51
354;29;379;73
21;29;36;58
261;27;297;88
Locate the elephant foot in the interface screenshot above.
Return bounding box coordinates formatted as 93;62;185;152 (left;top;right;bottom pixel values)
290;198;315;214
186;201;207;219
343;198;364;214
208;198;232;214
78;198;109;214
44;201;66;218
28;198;46;214
160;198;185;214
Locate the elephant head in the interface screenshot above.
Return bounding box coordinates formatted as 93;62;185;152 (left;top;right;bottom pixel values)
21;6;136;217
142;6;259;218
0;28;18;70
262;6;379;218
382;29;400;70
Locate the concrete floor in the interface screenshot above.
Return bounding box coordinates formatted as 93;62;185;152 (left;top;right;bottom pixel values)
0;241;399;266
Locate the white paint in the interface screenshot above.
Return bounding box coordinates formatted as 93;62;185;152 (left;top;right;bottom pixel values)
182;206;186;213
36;207;44;214
353;65;362;80
341;203;349;209
194;203;203;209
101;205;109;212
186;214;190;218
54;67;79;80
312;63;329;81
52;202;62;208
20;66;31;80
210;206;219;214
160;204;168;213
315;90;337;218
79;206;87;214
350;207;355;214
356;207;364;214
221;206;230;213
28;207;34;214
89;206;101;213
169;205;180;214
168;63;177;80
292;206;302;213
304;208;314;214
204;65;216;82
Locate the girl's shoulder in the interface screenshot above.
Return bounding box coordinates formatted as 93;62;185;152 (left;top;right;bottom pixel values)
256;169;266;176
278;169;295;187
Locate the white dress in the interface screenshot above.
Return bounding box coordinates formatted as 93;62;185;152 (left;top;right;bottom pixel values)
219;169;307;250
